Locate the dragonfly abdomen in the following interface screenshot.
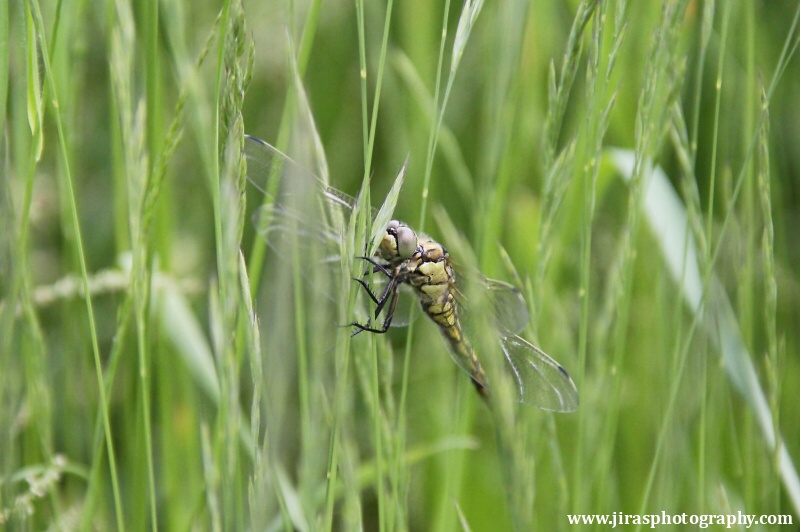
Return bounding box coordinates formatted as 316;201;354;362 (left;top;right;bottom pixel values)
421;291;489;399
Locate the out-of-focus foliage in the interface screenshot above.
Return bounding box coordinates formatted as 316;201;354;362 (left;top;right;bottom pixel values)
2;0;799;529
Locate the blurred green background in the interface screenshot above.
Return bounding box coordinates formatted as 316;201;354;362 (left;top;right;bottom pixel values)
2;0;799;529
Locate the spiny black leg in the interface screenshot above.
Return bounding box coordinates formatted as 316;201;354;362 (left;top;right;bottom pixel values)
351;314;393;335
372;278;396;318
352;257;398;317
355;256;394;278
352;273;397;312
352;277;382;305
350;281;401;336
350;320;390;336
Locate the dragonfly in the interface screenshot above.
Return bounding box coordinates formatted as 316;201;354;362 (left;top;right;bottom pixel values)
245;135;579;412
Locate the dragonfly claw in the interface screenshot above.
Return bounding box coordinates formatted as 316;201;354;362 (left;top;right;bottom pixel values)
350;318;391;335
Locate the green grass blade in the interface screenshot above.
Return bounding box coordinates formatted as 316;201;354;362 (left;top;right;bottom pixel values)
609;148;800;515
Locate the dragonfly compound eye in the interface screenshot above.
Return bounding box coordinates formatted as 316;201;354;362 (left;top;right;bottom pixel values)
395;224;418;259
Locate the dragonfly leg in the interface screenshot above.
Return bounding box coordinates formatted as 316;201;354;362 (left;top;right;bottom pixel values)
350;281;401;336
355;256;394;278
352;274;397;312
372;275;400;318
352;277;383;305
350;320;390;336
352;258;399;318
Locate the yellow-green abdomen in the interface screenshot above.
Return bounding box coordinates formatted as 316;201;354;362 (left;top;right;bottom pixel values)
423;293;489;399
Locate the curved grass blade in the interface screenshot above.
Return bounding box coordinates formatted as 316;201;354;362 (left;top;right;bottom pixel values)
367;156;408;258
609;148;800;512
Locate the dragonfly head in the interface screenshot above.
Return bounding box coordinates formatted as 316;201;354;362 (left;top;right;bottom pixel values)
379;220;418;262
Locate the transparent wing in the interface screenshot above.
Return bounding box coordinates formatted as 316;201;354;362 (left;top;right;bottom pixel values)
451;269;578;410
253;202;345;267
500;335;579;412
454;271;530;337
246;135;351;291
245;134;357;212
245;135;417;326
478;277;529;337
